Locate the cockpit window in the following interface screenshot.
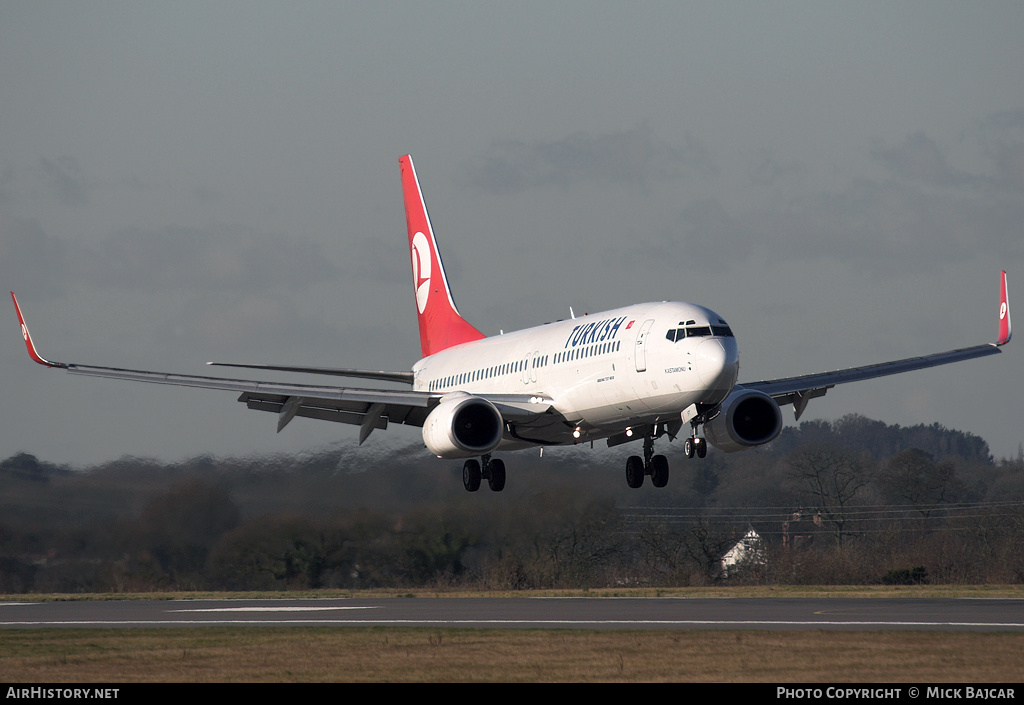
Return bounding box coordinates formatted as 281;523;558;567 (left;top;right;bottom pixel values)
666;324;734;342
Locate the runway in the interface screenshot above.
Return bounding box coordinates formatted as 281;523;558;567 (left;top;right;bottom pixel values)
3;597;1024;631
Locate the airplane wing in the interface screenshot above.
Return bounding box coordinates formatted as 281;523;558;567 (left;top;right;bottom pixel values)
11;292;552;443
205;361;414;384
739;271;1012;420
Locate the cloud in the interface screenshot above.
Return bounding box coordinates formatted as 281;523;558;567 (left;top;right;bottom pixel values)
84;224;340;293
545;121;1024;281
871;131;975;188
38;156;89;206
979;108;1024;133
119;225;338;292
1;216;342;298
0;213;74;297
462;126;715;193
966;112;1024;194
748;150;805;187
993;144;1024;194
677;125;1024;273
753;181;982;267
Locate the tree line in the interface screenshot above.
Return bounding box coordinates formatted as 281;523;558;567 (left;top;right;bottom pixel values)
1;414;1022;592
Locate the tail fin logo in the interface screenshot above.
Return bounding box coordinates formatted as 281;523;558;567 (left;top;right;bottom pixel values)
411;231;432;314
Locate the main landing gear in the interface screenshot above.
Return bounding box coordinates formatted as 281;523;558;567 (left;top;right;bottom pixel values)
624;426;707;489
462;454;506;492
625;434;670;489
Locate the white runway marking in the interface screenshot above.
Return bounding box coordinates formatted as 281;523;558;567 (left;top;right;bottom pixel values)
3;618;1024;628
170;606;379;613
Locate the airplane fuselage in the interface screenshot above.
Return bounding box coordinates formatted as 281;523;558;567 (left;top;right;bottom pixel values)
413;301;740;451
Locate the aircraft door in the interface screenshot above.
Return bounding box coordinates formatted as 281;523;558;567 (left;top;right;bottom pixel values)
634;319;655;373
522;351;538;385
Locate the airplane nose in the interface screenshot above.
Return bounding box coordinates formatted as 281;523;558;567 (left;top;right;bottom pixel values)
696;338;739;391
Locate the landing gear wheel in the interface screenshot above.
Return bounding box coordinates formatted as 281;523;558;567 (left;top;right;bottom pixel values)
625;455;645;488
684;437;695;459
462;459;481;492
695;438;707;458
651;454;669;487
487;458;506;492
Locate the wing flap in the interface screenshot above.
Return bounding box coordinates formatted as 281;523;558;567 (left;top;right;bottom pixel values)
237;390;431;433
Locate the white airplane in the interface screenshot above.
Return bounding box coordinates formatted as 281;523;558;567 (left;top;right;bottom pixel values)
11;155;1013;492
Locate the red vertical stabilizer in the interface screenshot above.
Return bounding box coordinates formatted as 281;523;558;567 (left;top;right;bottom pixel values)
399;155;486;357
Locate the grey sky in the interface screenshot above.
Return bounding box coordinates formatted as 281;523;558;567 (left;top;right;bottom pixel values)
1;2;1021;466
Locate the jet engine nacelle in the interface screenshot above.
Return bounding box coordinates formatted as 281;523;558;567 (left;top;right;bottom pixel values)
422;393;504;458
703;388;784;453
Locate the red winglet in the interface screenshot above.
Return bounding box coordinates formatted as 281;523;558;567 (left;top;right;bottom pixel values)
998;271;1012;346
10;292;65;368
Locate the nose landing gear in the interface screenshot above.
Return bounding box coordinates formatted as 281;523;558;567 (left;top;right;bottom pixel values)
683;435;707;459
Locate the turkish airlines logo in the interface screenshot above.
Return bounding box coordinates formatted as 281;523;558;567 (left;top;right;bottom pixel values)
21;323;28;342
1000;302;1007;320
411;231;432;314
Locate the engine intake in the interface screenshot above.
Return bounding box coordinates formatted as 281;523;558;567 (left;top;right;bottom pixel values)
704;389;783;453
422;394;504;458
